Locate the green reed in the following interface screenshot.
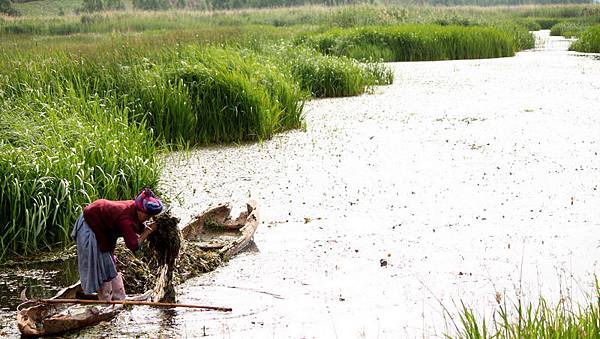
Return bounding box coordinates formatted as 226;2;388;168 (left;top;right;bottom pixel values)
449;280;600;338
260;43;393;98
0;33;396;258
160;45;305;144
0;89;159;258
550;20;588;37
570;25;600;53
301;24;517;62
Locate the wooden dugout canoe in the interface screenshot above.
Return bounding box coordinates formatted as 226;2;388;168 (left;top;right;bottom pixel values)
181;199;259;258
16;200;259;337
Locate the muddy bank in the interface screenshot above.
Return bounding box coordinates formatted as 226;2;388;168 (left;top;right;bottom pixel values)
1;31;599;338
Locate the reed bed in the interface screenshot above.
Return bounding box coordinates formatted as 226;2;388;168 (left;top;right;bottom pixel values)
0;90;159;258
450;282;600;338
569;25;600;53
4;5;600;37
300;24;517;62
0;32;395;258
261;43;393;98
160;46;305;143
550;21;588;37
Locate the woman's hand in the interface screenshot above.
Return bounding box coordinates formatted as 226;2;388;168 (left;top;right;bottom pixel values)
139;221;158;242
145;221;159;233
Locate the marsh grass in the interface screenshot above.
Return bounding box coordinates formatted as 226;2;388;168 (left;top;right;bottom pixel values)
550;21;588;37
261;43;393;98
165;46;305;143
0;32;394;258
0;92;159;258
570;25;600;52
449;280;600;338
302;24;517;62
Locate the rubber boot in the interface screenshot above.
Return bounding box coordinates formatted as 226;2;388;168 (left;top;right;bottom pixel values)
111;272;126;300
97;280;113;301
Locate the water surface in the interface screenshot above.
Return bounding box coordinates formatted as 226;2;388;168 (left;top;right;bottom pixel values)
2;31;599;338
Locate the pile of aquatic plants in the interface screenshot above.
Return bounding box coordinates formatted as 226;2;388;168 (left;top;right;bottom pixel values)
300;24;517;62
146;211;181;302
116;240;223;294
450;281;600;338
569;25;600;53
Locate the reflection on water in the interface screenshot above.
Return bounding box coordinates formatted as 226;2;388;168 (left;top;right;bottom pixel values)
0;257;79;337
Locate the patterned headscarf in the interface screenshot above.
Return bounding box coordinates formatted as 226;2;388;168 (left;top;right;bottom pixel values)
134;188;163;216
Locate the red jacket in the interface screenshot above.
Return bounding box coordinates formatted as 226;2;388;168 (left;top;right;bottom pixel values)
83;199;143;253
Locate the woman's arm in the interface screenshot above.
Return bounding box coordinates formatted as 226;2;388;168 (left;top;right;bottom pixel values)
139;221;158;243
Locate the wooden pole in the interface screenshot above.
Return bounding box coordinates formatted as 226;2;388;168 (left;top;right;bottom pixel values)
39;298;232;312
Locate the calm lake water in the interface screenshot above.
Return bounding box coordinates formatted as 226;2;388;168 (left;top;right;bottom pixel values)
1;30;599;338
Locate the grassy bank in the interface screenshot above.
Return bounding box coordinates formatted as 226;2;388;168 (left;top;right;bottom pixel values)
301;24;518;62
570;25;600;52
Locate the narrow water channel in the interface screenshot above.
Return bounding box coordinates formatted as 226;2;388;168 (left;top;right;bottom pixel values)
1;31;599;338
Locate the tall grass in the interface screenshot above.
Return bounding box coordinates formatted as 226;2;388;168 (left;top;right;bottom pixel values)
3;5;600;37
7;3;593;259
164;46;305;143
300;24;517;62
550;20;588;37
0;33;396;259
450;280;600;338
260;43;393;98
0;91;159;258
569;25;600;52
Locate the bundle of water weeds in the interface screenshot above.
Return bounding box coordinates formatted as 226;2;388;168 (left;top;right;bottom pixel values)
146;211;181;302
115;246;154;293
116;212;226;300
116;211;181;301
147;212;182;268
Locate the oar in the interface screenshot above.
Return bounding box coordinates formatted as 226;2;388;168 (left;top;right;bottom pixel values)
37;298;232;312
